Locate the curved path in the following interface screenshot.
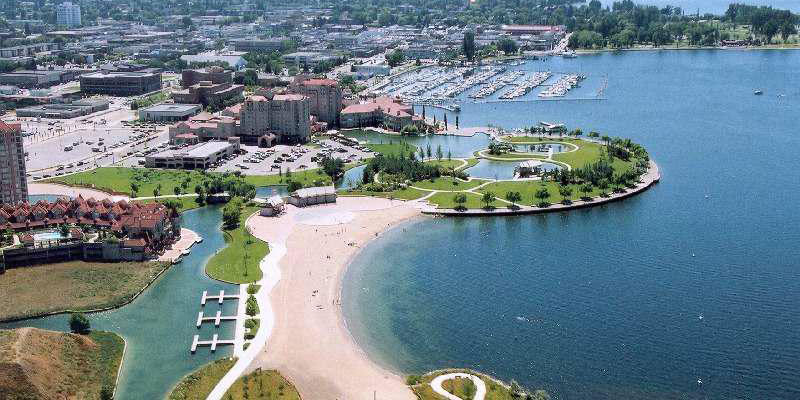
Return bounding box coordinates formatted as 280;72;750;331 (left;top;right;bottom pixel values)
430;373;487;400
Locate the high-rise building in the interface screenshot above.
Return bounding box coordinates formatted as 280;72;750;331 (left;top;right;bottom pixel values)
0;122;28;204
56;2;82;27
239;94;310;144
294;78;343;127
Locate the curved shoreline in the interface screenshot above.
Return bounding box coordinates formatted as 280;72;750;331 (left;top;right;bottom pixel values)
421;160;660;216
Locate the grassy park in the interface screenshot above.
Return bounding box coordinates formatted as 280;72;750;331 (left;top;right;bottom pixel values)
0;260;169;321
407;370;549;400
225;369;301;399
168;358;236;400
205;205;267;284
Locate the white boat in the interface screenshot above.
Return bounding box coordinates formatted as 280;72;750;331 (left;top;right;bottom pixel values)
561;51;577;58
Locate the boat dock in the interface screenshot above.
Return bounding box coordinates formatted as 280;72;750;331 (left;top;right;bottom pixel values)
196;310;238;328
190;334;235;353
201;290;240;306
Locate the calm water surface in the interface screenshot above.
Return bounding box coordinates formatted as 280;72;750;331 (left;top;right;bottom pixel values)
344;50;800;400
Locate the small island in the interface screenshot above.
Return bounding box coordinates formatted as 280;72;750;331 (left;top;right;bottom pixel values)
407;369;550;400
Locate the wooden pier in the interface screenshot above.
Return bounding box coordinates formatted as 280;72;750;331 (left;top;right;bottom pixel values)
201;290;240;306
196;310;238;328
190;334;236;353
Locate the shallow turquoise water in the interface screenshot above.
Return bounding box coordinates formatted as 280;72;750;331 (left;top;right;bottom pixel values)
343;50;800;400
1;206;237;399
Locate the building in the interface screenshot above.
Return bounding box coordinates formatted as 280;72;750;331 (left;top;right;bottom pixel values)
282;51;341;69
238;94;311;145
172;81;244;108
501;24;564;36
340;96;425;131
353;63;390;80
145;138;240;169
294;77;342;127
181;66;231;88
0;122;28;204
233;38;286;53
180;54;247;70
0;70;65;89
287;186;336;207
16;99;110;119
80;70;162;96
138;103;202;122
56;2;82;27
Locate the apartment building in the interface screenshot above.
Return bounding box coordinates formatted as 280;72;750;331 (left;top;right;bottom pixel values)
294;77;342;127
56;2;82;27
0;122;29;204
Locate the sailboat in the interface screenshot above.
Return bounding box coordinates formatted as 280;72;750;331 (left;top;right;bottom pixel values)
754;89;763;95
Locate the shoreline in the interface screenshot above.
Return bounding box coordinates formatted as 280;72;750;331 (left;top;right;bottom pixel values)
240;197;423;400
575;45;800;54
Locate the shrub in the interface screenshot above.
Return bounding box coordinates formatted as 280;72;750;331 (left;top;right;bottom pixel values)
69;312;90;334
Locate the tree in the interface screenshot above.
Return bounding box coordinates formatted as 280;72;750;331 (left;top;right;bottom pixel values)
580;183;594;200
173;186;182;196
287;180;302;192
222;200;243;230
320;156;345;180
558;185;573;204
435;144;443;161
463;31;476;61
497;37;519;55
69;312;90;334
453;193;467;211
100;386;114;400
130;182;139;197
481;191;495;209
505;191;522;209
780;21;797;42
426;143;432;159
598;179;610;196
385;49;406;67
534;186;551;207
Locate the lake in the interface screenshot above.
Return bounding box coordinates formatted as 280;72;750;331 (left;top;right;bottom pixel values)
343;49;800;400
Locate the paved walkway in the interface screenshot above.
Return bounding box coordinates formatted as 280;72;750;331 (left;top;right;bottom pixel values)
158;228;200;263
430;373;487;400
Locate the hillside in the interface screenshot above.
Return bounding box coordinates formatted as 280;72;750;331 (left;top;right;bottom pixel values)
0;327;124;400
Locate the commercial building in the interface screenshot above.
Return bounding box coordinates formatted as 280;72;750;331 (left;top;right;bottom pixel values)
0;70;64;88
80;70;162;96
294;77;342;127
340;96;425;131
238;94;310;145
145;138;240;169
172;81;244;107
16;98;110;119
138;103;202;122
0;122;28;204
282;51;342;69
181;67;231;88
56;2;82;27
0;43;61;61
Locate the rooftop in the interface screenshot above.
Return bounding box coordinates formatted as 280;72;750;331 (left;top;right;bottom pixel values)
140;103;202;113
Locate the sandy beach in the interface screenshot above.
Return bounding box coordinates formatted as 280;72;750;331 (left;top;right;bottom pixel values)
245;197;423;400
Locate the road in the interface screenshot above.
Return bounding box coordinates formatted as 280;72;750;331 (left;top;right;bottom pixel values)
430;373;487;400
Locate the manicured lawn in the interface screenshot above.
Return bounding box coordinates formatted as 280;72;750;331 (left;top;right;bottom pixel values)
0;328;124;399
134;196;202;212
0;261;169;321
407;369;549;400
477;181;610;206
425;191;506;210
205;206;267;284
225;369;301;400
47;167;332;198
424;159;464;170
168;358;236;400
411;177;488;191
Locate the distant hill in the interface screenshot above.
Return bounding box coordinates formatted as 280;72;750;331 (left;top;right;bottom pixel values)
0;327;124;400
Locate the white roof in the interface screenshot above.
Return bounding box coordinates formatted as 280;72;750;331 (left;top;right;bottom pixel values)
519;160;543;169
293;186;336;198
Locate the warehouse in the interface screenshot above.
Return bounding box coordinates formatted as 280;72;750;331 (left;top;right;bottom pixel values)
138;103;202;122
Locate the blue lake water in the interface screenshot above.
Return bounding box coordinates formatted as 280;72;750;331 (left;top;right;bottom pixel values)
1;206;237;399
343;49;800;400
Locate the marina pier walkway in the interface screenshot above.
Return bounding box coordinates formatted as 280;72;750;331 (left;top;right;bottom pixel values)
196;310;238;328
190;334;235;353
201;290;240;305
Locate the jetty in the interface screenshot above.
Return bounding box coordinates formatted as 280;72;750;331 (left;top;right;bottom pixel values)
190;334;235;353
201;290;240;306
196;310;238;328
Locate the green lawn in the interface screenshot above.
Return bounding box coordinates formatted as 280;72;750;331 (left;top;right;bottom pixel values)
46;167;332;198
424;159;463;170
477;181;610;206
225;369;301;400
168;358;236;400
411;176;488;191
425;191;506;210
408;369;549;400
134;196;202;212
205;206;267;284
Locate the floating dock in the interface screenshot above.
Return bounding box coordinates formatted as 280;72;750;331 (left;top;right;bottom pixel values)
190;334;236;353
201;290;240;306
196;310;238;328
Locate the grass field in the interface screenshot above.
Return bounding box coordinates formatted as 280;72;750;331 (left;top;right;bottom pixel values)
477;181;610;206
0;261;169;321
0;328;124;399
341;186;429;201
134;196;202;212
46;167;332;198
425;191;506;209
407;369;549;400
411;177;488;191
225;369;301;400
168;358;236;400
205;206;266;284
